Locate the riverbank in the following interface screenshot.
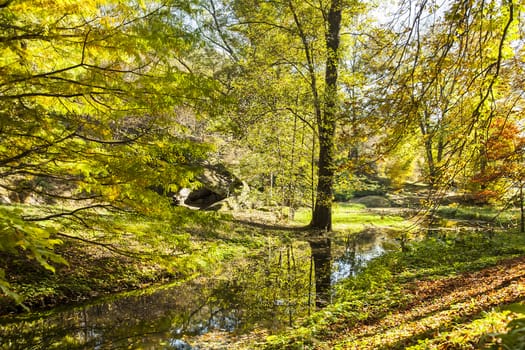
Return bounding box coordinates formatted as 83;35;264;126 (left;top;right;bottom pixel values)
0;207;281;316
191;254;525;349
248;228;525;349
0;202;406;316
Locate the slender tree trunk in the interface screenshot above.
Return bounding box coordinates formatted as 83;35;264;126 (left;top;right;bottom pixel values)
288;1;321;220
288;114;298;220
308;253;313;315
420;120;436;184
311;129;316;218
520;181;525;233
310;0;341;231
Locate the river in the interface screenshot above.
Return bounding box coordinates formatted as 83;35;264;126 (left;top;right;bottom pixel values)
0;229;396;349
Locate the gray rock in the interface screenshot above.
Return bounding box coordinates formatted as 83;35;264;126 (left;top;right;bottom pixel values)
354;195;392;208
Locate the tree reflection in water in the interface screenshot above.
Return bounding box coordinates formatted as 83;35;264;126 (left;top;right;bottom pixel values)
309;237;332;309
0;230;393;348
0;241;313;349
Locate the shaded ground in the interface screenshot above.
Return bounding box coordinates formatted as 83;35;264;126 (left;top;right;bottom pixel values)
0;240;177;315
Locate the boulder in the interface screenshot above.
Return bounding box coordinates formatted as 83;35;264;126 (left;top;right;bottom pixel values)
196;163;243;198
181;163;251;210
184;188;225;208
353;195;392;208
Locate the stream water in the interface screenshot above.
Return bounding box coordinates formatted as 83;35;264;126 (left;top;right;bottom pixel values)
0;229;396;349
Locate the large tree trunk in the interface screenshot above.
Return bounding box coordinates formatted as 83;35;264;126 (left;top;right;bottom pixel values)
310;0;341;231
311;124;336;231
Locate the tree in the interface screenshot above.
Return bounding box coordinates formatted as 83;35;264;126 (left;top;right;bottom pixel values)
471;117;525;210
377;0;522;203
309;0;342;231
201;0;370;231
0;0;216;297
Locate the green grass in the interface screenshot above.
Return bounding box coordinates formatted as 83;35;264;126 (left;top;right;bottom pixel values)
294;203;409;232
436;204;519;227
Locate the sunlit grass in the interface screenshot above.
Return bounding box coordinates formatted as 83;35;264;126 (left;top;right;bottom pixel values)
294;202;410;232
404;309;518;349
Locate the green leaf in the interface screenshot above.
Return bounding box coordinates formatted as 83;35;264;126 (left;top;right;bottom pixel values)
505;303;525;315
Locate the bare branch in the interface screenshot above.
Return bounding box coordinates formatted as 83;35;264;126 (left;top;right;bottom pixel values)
22;204;118;222
54;232;144;259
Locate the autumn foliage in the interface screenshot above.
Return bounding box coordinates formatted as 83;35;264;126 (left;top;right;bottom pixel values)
471;117;525;204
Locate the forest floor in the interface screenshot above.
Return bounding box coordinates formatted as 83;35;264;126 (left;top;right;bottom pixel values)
322;256;525;349
1;201;524;350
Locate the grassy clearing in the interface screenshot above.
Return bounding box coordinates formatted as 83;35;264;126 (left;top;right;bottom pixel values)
294;203;410;232
436;205;519;225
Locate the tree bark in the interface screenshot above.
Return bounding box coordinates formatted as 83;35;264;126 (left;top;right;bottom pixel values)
310;0;341;231
520;181;525;233
311;126;336;231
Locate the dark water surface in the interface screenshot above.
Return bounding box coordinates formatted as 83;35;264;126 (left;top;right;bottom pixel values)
0;230;396;349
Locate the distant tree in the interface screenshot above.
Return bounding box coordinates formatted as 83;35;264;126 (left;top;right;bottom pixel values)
471;118;525;208
379;0;522;203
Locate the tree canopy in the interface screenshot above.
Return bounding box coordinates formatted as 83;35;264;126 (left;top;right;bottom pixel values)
0;0;219;297
1;0;524;299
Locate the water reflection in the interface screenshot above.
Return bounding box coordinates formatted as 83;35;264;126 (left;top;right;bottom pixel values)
0;242;313;349
0;230;394;349
309;238;332;308
331;230;391;283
